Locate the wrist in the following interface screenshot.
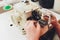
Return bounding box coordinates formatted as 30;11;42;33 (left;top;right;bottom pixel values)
53;22;59;27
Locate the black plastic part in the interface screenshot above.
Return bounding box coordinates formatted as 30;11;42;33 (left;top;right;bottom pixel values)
10;24;13;26
27;10;41;20
38;19;48;27
27;10;48;27
39;0;54;9
31;0;38;2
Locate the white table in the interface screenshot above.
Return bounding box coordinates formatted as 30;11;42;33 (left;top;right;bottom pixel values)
0;10;26;40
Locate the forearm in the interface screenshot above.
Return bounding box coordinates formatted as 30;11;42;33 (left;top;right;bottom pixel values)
54;23;60;37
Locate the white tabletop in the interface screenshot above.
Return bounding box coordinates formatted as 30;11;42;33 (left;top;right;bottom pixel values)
0;11;26;40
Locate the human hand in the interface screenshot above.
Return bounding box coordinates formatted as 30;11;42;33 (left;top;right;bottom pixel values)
24;20;41;40
51;15;59;27
24;20;48;40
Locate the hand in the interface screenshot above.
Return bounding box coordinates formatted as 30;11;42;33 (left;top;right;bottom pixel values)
51;15;60;37
24;20;48;40
24;20;41;40
51;15;59;27
44;14;58;27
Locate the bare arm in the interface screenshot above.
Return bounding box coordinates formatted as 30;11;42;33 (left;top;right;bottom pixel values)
54;23;60;37
51;15;60;38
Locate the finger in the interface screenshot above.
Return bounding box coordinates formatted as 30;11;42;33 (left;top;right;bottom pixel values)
51;15;56;20
24;21;37;33
28;20;37;28
51;15;57;24
24;20;33;31
24;20;35;28
24;20;36;29
36;22;41;30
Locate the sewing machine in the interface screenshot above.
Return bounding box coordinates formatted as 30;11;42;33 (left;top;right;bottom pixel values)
0;0;60;40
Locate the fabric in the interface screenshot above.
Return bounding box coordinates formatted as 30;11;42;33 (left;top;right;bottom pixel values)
39;0;54;9
40;28;55;40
